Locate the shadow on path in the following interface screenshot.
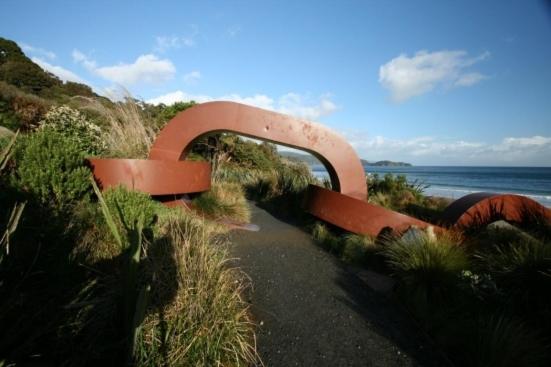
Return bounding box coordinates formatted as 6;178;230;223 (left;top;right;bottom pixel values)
229;202;450;367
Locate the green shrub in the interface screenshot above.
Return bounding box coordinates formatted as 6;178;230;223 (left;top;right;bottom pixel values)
38;105;105;154
14;129;91;208
367;173;427;211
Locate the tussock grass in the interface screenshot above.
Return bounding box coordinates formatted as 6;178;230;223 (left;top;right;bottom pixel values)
136;211;258;366
382;230;468;318
193;182;251;224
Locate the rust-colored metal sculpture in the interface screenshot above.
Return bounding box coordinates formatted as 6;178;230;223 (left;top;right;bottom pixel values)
149;101;367;201
305;185;435;235
440;192;551;230
88;101;550;237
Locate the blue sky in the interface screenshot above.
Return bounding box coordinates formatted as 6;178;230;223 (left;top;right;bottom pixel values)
2;0;551;165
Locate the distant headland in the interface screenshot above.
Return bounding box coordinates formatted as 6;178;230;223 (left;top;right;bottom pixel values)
279;151;412;167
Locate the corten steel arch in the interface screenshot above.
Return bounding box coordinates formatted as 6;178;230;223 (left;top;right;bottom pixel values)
147;101;438;235
439;192;551;230
149;101;367;200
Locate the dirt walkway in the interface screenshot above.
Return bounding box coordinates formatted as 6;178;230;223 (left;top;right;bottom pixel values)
229;202;448;367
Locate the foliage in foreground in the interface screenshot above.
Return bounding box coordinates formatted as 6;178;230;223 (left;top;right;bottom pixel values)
13;129;91;208
136;212;257;366
381;229;551;367
0;93;258;366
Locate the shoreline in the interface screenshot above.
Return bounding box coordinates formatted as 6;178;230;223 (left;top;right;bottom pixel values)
311;170;551;208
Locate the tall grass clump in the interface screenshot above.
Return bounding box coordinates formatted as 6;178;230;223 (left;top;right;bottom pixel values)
135;211;258;366
192;182;251;224
88;97;155;158
382;230;469;318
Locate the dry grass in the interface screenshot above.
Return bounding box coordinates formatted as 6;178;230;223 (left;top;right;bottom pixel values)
135;210;258;366
80;96;156;158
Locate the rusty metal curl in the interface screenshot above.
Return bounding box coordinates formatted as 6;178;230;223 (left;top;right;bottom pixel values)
88;101;550;237
439;192;551;230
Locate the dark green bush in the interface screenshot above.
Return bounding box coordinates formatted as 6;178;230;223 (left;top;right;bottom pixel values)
14;129;90;208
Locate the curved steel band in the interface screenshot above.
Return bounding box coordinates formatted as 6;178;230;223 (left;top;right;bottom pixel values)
440;192;551;229
88;101;550;236
88;159;211;195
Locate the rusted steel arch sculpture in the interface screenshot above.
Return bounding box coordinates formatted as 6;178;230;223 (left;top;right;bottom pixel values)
146;101;439;236
440;192;551;230
149;101;367;201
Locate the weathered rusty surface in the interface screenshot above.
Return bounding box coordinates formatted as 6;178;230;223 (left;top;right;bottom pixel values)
149;101;367;201
88;158;211;195
305;185;436;236
440;192;551;229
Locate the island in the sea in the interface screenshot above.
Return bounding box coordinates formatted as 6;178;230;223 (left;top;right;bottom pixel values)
279;151;412;167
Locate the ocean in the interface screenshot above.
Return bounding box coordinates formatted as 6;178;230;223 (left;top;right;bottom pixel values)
311;165;551;207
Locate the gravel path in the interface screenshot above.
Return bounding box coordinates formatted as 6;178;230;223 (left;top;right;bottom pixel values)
229;202;449;367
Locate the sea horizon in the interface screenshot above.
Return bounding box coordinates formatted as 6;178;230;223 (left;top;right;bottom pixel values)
311;165;551;207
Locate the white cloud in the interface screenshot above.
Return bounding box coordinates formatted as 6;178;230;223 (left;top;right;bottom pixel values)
21;43;56;60
32;57;88;84
183;70;201;84
146;90;337;120
72;49;97;70
154;26;199;52
73;50;175;86
278;93;337;120
343;133;551;166
454;72;488;87
379;50;490;102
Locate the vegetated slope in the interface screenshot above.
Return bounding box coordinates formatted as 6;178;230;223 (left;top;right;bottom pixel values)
0;37;96;98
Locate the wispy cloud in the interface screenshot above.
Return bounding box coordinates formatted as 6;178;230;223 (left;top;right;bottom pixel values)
344;133;551;166
154;25;199;52
379;50;490;102
32;57;87;84
183;70;201;84
73;50;175;86
20;43;56;60
226;25;242;38
147;91;337;120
